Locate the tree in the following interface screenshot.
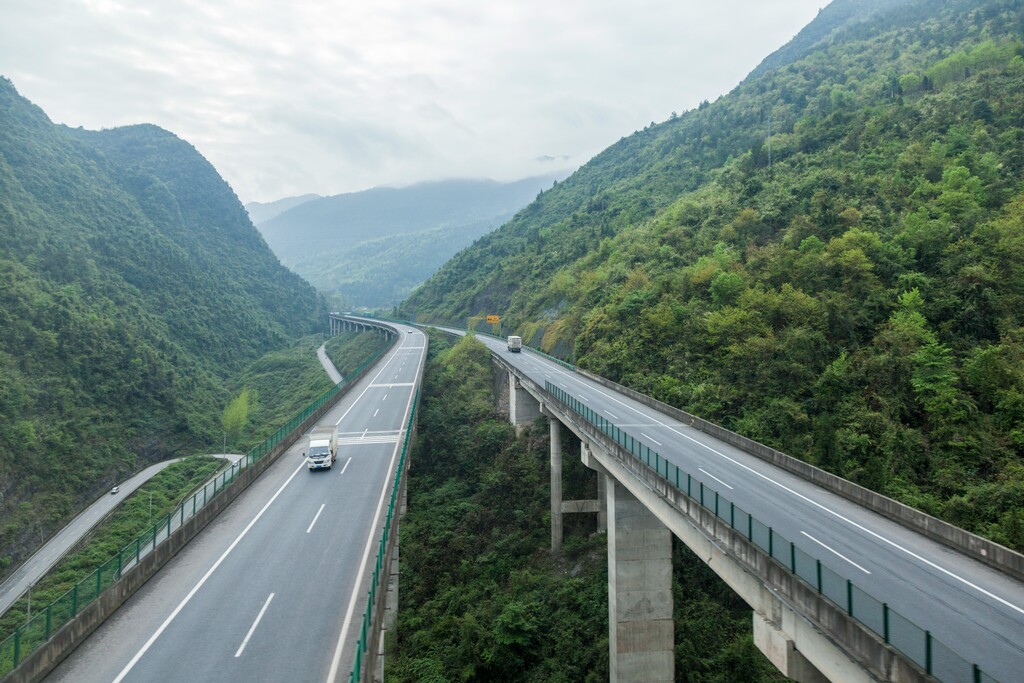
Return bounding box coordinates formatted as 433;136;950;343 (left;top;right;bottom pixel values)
221;388;255;451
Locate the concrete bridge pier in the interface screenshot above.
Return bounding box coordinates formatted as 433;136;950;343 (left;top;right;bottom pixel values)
509;372;542;432
606;472;674;683
550;415;564;551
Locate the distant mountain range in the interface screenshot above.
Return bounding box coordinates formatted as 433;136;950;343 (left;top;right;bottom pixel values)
244;194;319;225
251;174;568;308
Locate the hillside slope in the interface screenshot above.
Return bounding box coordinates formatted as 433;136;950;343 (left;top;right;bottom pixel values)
258;175;564;307
401;0;1024;548
0;78;325;572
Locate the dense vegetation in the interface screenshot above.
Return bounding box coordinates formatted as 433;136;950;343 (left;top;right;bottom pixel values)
0;455;222;637
401;0;1024;549
387;333;782;682
256;176;563;308
324;329;392;378
0;78;326;575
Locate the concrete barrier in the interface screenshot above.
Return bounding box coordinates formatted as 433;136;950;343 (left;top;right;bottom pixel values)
574;368;1024;583
5;335;396;683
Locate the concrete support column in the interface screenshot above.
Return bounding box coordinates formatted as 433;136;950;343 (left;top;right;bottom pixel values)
597;474;607;533
550;417;563;552
607;474;674;683
509;372;542;432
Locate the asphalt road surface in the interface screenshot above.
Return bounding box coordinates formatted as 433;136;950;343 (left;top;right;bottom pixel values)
47;325;426;683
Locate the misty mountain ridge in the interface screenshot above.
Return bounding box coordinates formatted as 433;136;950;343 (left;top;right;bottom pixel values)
245;193;320;225
258;173;568;308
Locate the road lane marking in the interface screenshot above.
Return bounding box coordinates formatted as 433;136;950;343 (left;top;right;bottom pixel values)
235;593;275;657
339;457;352;474
698;467;734;490
326;335;427;683
555;376;1024;616
306;504;326;534
114;461;307;682
373;409;379;417
334;345;408;426
607;411;619;420
802;532;871;574
579;395;589;402
640;432;662;447
382;394;388;401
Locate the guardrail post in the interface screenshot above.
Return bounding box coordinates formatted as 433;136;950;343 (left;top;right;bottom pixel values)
116;550;122;579
926;630;932;674
846;580;853;615
13;628;19;667
45;604;52;639
790;543;796;573
769;527;774;557
974;664;981;683
96;565;103;596
816;560;822;593
136;537;141;563
71;584;78;617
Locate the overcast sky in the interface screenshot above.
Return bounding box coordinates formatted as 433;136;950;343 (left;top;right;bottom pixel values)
1;1;825;203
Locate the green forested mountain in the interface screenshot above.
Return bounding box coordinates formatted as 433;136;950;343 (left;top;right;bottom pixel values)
256;175;565;308
0;78;325;571
401;0;1024;548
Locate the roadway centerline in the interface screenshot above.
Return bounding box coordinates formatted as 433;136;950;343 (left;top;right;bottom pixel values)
339;457;352;474
698;467;733;490
802;531;871;575
234;592;275;658
306;504;326;534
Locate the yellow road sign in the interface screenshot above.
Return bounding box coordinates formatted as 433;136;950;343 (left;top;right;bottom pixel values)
486;315;500;324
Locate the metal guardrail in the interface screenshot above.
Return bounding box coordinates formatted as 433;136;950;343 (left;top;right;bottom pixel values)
545;381;1000;683
348;388;419;683
0;344;392;678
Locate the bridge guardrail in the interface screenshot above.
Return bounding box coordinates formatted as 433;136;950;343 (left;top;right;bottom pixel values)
0;340;394;680
545;381;1000;683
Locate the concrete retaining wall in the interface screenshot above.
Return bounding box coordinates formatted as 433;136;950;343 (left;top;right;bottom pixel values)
6;336;396;683
575;368;1024;583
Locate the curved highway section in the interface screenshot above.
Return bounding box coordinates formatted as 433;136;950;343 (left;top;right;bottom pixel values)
454;329;1024;682
46;324;426;683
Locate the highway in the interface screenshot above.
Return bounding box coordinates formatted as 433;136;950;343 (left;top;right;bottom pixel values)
46;324;426;683
460;330;1024;682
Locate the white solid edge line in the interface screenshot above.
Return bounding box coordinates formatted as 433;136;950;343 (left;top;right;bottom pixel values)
234;592;275;657
326;332;426;683
542;359;1024;617
802;531;872;575
698;467;734;490
113;461;307;683
306;503;326;534
640;432;663;447
340;457;353;475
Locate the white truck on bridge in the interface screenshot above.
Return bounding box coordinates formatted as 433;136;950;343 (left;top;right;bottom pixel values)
305;427;338;470
507;335;522;353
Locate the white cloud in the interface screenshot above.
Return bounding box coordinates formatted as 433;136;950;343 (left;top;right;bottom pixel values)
0;0;825;202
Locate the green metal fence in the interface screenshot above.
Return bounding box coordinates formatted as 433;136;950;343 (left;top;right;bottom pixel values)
544;381;1000;683
348;387;419;683
0;342;392;678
